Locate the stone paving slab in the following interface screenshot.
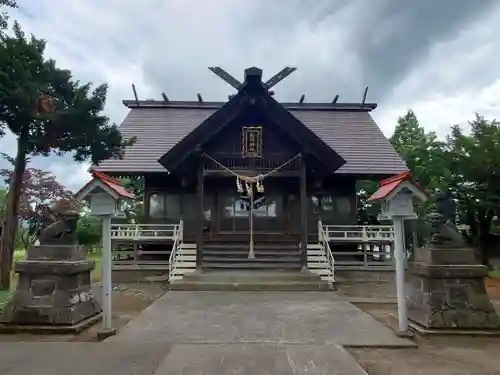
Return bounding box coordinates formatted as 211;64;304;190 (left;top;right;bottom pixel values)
0;342;171;375
111;291;413;347
154;343;368;375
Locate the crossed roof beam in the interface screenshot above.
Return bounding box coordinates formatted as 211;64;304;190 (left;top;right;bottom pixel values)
208;66;297;91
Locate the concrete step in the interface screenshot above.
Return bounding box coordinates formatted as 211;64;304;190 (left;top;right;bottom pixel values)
204;243;299;250
307;263;329;269
185;270;324;282
179;243;197;249
203;256;300;263
174;255;196;261
203;250;300;257
203;262;301;270
169;281;333;291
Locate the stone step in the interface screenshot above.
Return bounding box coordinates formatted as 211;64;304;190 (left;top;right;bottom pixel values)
204;243;299;250
203;256;300;263
185;270;324;282
203;262;301;270
203;251;300;258
169;281;333;291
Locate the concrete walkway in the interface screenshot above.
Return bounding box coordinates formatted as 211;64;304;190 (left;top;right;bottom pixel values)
111;291;413;347
0;292;413;374
111;291;412;374
0;342;171;375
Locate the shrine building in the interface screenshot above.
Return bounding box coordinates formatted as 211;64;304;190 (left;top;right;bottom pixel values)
91;66;407;286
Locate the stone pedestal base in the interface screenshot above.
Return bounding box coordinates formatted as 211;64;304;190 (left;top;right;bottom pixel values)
408;245;500;330
1;245;102;329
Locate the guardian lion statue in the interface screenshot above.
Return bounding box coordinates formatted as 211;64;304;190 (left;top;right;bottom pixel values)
427;189;465;246
38;198;80;245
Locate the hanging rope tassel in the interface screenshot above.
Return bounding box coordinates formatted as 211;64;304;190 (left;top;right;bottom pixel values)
256;179;264;193
245;181;252;197
236;177;244;193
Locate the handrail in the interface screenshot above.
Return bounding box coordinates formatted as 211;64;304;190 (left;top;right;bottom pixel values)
169;220;184;280
322;224;394;242
318;220;335;282
110;223;178;239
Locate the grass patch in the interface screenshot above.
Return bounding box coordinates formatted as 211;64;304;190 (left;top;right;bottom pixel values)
13;250;25;262
0;289;12;311
489;269;500;279
89;253;102;282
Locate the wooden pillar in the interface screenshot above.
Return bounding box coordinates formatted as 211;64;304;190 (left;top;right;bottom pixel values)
197;162;204;268
143;191;151;223
299;155;307;271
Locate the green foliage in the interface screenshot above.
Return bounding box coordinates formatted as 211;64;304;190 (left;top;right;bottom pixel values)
0;167;73;250
357;110;445;226
390;110;448;192
374;110;500;264
0;22;136;161
445;114;500;212
444;115;500;262
76;210;102;251
119;176;144;222
0;0;16;30
0;21;135;288
356;180;379;224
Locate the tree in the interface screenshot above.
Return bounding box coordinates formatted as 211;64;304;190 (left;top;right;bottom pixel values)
356;180;379;225
390;110;448;192
76;210;101;252
0;187;6;220
0;23;135;289
120;176;144;223
444;114;500;264
0;0;16;30
357;111;447;226
0;168;73;250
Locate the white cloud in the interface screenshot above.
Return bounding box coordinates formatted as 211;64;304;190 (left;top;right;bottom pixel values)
0;0;499;190
374;4;500;137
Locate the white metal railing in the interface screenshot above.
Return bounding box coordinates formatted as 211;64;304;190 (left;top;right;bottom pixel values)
169;220;184;280
322;224;395;268
323;225;394;242
332;243;395;267
318;220;335;281
110;223;179;240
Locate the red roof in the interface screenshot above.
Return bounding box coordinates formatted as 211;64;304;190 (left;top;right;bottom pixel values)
92;171;135;199
75;171;135;199
367;171;425;201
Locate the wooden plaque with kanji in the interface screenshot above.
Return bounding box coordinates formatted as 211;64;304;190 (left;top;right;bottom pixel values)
241;126;263;158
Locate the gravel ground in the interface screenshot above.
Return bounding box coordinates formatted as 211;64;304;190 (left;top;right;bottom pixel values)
350;303;500;375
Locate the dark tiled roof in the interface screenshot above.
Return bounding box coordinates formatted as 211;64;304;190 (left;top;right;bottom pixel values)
94;102;407;176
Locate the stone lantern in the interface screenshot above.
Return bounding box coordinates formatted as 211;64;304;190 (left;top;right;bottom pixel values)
74;171;134;337
368;171;427;334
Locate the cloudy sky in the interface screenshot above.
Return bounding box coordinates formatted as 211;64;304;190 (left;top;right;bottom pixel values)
1;0;499;191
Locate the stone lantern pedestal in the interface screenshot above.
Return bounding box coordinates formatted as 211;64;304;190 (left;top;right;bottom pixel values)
408;243;500;330
0;244;101;333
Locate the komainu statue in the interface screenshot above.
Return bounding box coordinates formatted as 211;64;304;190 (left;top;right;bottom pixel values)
427;189;465;246
38;198;80;245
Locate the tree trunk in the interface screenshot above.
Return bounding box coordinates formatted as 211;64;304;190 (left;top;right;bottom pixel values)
0;144;27;290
